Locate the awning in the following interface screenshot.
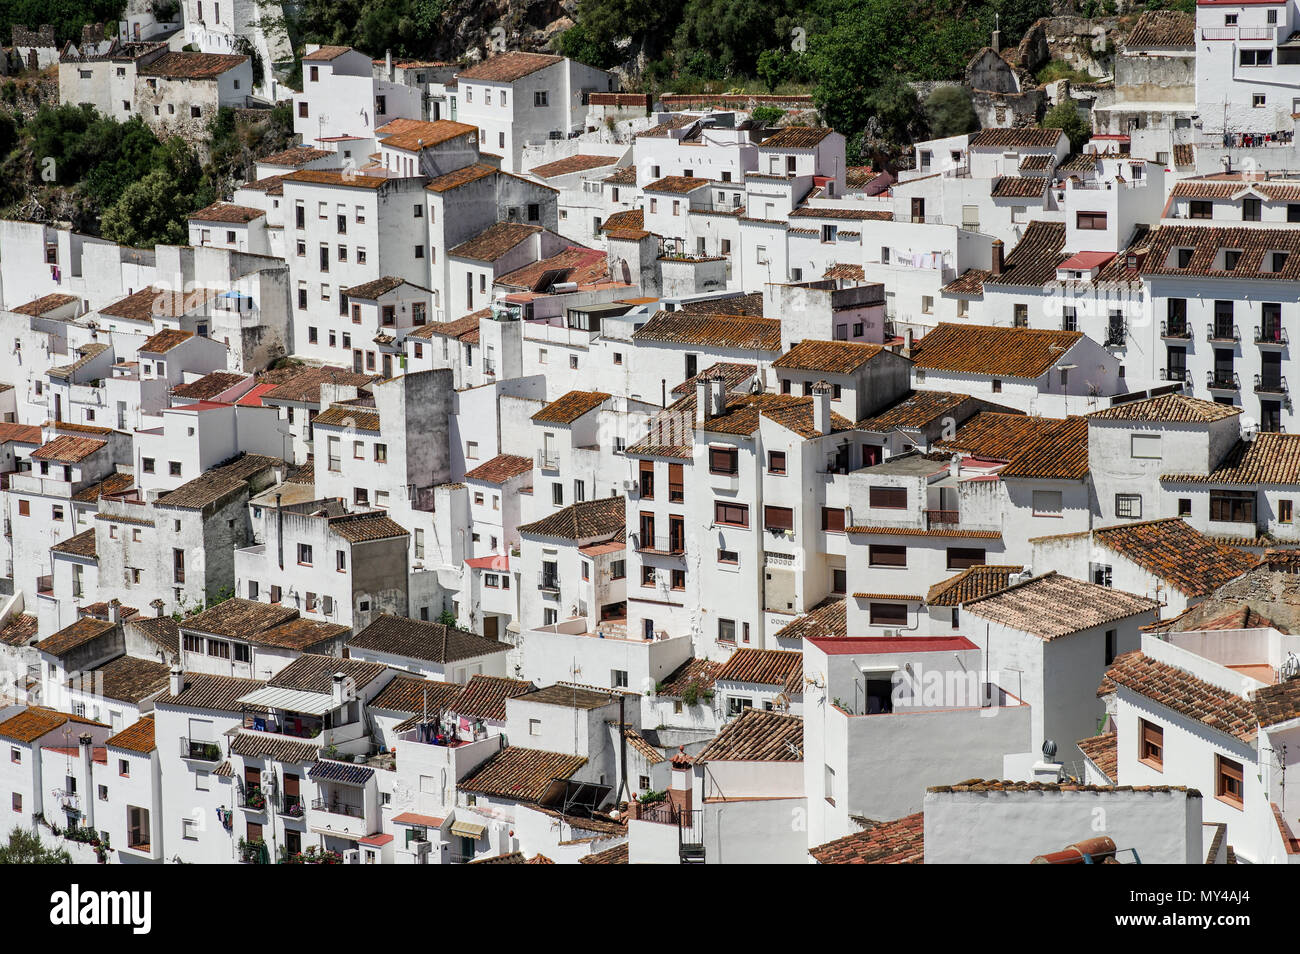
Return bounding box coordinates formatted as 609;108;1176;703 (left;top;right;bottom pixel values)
237;685;335;716
450;820;486;840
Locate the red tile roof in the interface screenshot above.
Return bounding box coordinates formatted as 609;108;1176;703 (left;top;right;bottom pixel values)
810;813;924;864
1101;651;1256;741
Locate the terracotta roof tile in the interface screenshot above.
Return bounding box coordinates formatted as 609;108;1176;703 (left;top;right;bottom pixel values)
138;51;246;78
0;614;38;648
349;615;509;664
1255;678;1300;728
992;176;1048;198
328;513;409;543
313;403;379;432
964;571;1158;638
38;617;117;657
465;453;533;483
970;128;1064;148
1163;433;1300;485
600;207;644;235
1141;225;1300;281
773;597;847;641
188;202;264;224
1092;518;1256;596
50;528;97;560
632;311;781;351
760;126;834;149
518;496;625;541
671;362;757;397
942;268;990;296
182;598;298;639
258;145;335;167
656;657;725;697
1089;393;1242;423
0;423;42;444
449;221;540;262
787;206;892;221
283;169;388;190
301;45;353;61
996;416;1090;480
772;340;884;374
1102;651;1256;741
267;654;389;693
457;51;562;82
446;675;535;722
229;731;319;763
458;746;586;802
677;292;765;317
532;390;611;424
425;163;499;193
0;708;106;744
379;119;477;152
140;328;193;354
30;434;106;463
172;371;248;400
913;323;1082;378
715;648;803;693
983;221;1067;287
925;565;1021;606
155;453;281;510
579;842;629;864
370;675;460;714
261;366;374;404
644;175;712;194
810;813;924;864
106;716;155;753
529;154;619;179
1126;10;1195;49
11;293;78;316
697;709;802;762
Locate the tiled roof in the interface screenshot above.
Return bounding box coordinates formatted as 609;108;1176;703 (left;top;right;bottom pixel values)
698;392;854;440
1126;10;1195;49
329;513;409;543
138;51;246;78
497;246;609;289
1162;433;1300;485
261;366;374;403
787;206;892;221
369;675;460;714
282;169;388;190
964;572;1159;639
155;453;280;510
407;311;485;340
46;341;109;380
75;655;170;703
604;165;637;185
715;648;803;693
458;746;586;802
518;496;625;541
448;221;540;262
313;403;379;432
0;422;42;444
446;675;535;721
0;614;38;648
810;813;924;864
996;416;1090;480
579;842;629;864
983;221;1067;287
302;45;352;61
50;528;97;560
698;709;802;762
1092;518;1256;596
856;391;1002;433
140;328;193;354
379;119;477;152
600;207;645;236
0;708;106;744
1173;143;1195;168
37;617;117;657
30;435;106;463
457;51;562;82
936;411;1060;460
464;453;533;483
532;390;611;424
425;163;499;193
992;176;1047;198
251;618;349;651
348;615;509;664
925;565;1020;606
759;126;834;149
1254;679;1300;729
656;657;725;697
773;597;847;641
970;128;1063;148
1020;153;1053;172
188;202;264;224
823;263;866;282
1076;733;1118;780
172;371;247;400
157;673;266;711
98;286;223;322
912;323;1082;378
643;175;711;194
268;654;390;693
678;292;765;317
843;525;1002;539
520;683;620;710
1141;225;1300;281
106;716;155;754
671;362;757;397
632;311;781;351
942;268;990;296
1102;651;1256;742
636;116;699;138
258;145;335;167
127;616;179;655
619;727;664;763
229;732;320;764
309;759;375;785
529;154;619;178
1090;393;1242;424
772;340;884;374
182;598;298;639
11;292;77;316
341;276;408;300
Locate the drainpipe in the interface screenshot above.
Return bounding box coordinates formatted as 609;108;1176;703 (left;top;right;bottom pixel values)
275;493;283;570
79;734;95;832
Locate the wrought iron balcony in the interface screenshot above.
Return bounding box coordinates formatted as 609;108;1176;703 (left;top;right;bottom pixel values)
1206;370;1241;390
1206;322;1240;343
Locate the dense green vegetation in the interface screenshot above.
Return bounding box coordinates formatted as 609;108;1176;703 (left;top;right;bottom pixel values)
1041;100;1090;150
0;827;71;864
0;100;295;247
0;0;125;46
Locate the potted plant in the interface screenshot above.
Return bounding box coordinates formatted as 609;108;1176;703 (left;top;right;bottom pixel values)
245;787;266;810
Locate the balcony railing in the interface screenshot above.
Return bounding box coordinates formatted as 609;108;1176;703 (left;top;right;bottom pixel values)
1201;26;1236;40
1160;368;1188;382
537;451;559;470
1104;325;1127;348
240;786;268;812
1256;324;1289;346
1161;320;1190;339
537;574;560;593
279;794;305;818
180;738;222;762
1207;322;1240;343
925;509;959;529
311;798;364;818
1255;374;1288;395
631;533;686;554
1207;370;1241;391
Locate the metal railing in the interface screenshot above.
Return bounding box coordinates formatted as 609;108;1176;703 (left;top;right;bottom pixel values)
180;738;222;762
1256;324;1289;345
925;509;959;529
1160;368;1188;382
1161;320;1190;338
537;574;560;592
1255;374;1288;394
631;533;686;554
1207;322;1240;342
1207;370;1241;390
311;798;364;818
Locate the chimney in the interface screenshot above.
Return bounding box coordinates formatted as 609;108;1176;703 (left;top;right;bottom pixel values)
708;369;726;419
79;734;95;831
811;380;832;435
169;665;183;697
949;452;961;478
695;375;710;424
108;598;121;624
668;747;693;814
332;672;347;708
991;239;1004;277
151;598;165;618
385;48;393;81
904;328;915;359
275;493;284;570
992;28;1002;53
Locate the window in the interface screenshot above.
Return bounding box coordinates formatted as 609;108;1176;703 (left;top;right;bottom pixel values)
869;544;907;567
709;447;738;475
1032;490;1063;516
821;507;846;533
1115;494;1142;519
1105;629;1117;667
641;566;656;587
718;548;739;564
1076;211;1107;230
1216;755;1244;808
610;559;625;580
169;461;182;477
298;544;313;566
764;506;794;532
12;793;20;813
870;602;908;626
1131;434;1162;459
1240;48;1273;67
1139;719;1163;770
1281;500;1294;524
768;451;787;475
869;486;907;509
1210;490;1254;524
374;444;387;463
714;502;749;527
718;619;737;643
119;759;130;777
946;547;985;570
552;483;563;506
534;91;548;107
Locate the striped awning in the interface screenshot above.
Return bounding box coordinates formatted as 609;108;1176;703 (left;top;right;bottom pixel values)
449;819;485;840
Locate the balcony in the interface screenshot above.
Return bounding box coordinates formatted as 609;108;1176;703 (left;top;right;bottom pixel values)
240;786;269;812
631;533;686;555
1104;325;1127;348
36;575;53;597
1255;374;1288;395
537;451;559;470
1160;368;1188;383
1256;325;1289;347
1201;26;1236;40
180;738;222;762
279;794;306;819
925;509;959;529
537;574;560;594
1207;370;1241;391
311;797;364;819
1206;322;1240;343
1160;320;1190;339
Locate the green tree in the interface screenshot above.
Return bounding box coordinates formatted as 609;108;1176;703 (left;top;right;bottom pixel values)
556;21;621;69
0;0;125;46
0;827;71;864
925;86;979;138
1042;101;1089;151
672;0;804;77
